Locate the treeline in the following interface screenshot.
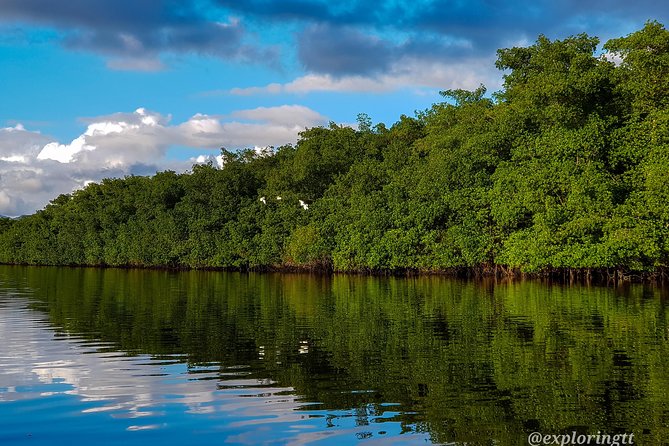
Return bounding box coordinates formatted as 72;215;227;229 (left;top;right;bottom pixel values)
1;22;669;275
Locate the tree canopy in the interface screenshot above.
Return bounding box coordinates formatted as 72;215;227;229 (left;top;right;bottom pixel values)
2;22;668;277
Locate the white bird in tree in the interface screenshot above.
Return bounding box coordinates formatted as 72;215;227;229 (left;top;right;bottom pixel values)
299;200;309;210
276;196;282;200
259;196;266;204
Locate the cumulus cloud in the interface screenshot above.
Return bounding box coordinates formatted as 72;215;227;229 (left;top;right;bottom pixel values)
0;105;328;216
0;123;50;160
175;105;326;148
0;121;154;216
39;109;175;169
0;124;50;215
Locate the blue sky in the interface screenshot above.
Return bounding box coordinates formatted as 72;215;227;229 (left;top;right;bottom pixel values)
0;0;668;215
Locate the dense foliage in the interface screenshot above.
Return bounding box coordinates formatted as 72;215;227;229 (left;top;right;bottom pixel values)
2;23;669;275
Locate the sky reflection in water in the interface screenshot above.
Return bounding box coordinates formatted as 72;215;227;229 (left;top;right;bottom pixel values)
1;266;669;445
0;281;424;445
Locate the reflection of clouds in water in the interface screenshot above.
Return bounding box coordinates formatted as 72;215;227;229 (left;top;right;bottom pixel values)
0;293;430;444
0;296;297;423
32;360;89;392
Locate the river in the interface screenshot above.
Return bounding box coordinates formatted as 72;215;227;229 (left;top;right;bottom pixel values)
0;266;667;444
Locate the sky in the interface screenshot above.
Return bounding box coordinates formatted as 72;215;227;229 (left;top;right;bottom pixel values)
1;1;668;216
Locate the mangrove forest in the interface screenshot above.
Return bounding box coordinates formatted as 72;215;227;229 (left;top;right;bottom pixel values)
1;22;669;277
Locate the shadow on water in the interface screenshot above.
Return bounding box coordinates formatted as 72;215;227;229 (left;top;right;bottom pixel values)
1;265;669;444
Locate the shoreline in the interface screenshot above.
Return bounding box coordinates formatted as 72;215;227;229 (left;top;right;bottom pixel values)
2;262;667;284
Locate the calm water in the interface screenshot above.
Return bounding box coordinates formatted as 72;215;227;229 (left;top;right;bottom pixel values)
1;266;668;445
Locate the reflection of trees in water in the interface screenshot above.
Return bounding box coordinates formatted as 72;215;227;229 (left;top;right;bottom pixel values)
6;265;669;445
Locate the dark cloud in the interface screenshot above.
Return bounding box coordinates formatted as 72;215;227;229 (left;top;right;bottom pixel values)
62;21;250;60
410;0;668;41
214;0;373;24
0;0;276;68
220;0;669;77
2;0;669;76
297;24;474;77
217;0;669;34
297;25;395;76
0;0;187;30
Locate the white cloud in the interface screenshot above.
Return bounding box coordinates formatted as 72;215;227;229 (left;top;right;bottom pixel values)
0;105;328;216
231;105;327;127
38;137;93;163
0;191;11;211
176;105;327;148
0;125;52;215
37;108;166;166
0;123;50;160
229;58;500;96
230;74;392;95
0;155;27;163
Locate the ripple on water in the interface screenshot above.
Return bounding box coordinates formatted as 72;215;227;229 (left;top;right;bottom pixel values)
3;269;668;445
0;293;431;445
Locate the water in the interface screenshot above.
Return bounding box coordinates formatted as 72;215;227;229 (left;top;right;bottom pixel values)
0;266;668;445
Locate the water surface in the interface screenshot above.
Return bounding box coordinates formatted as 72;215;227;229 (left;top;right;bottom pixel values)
1;266;668;444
